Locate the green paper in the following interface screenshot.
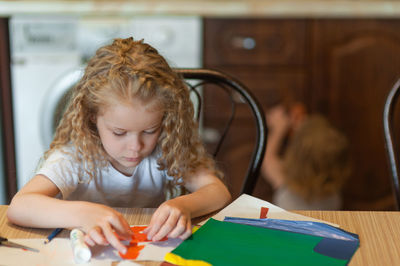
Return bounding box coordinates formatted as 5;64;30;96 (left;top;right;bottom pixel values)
169;219;348;266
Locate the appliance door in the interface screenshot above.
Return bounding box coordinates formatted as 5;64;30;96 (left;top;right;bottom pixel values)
11;55;80;189
40;68;83;149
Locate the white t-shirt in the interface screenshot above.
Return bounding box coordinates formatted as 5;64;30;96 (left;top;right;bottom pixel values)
36;147;170;207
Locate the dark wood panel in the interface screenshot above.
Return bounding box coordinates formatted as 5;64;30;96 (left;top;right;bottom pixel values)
212;121;258;199
217;67;308;109
0;17;17;203
311;19;400;210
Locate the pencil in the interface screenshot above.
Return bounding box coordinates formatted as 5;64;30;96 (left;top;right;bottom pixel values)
44;228;63;244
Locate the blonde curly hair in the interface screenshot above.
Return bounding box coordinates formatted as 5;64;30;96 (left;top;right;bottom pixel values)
283;115;351;202
44;37;219;187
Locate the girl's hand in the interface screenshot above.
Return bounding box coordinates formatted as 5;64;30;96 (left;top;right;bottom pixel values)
143;199;192;241
6;175;133;254
78;202;133;254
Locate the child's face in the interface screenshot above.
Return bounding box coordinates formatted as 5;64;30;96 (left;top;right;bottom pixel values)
96;99;163;176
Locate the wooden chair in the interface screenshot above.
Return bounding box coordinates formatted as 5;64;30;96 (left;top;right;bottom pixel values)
175;68;267;196
383;78;400;210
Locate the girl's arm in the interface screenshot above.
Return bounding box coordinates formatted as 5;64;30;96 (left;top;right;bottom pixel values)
144;170;231;241
7;175;132;253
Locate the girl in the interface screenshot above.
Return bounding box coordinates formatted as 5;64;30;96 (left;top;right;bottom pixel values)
7;37;231;254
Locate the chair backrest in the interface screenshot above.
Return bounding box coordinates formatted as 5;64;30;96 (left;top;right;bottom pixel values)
175;68;267;196
383;78;400;210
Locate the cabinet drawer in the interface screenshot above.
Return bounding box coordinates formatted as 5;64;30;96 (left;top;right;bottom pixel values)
204;18;307;66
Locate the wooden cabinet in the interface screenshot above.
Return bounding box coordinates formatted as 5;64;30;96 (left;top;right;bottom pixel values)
204;17;400;210
310;19;400;210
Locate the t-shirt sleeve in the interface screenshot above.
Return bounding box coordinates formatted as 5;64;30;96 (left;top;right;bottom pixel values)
36;149;81;199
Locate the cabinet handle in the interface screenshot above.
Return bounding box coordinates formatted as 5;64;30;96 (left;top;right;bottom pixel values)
231;36;256;50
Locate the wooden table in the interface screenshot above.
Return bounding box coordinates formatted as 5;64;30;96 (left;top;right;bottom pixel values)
1;205;400;265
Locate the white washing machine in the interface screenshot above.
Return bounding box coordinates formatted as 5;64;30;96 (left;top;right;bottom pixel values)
10;15;202;189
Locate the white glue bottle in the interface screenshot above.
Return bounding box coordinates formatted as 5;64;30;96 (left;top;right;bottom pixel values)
70;229;92;263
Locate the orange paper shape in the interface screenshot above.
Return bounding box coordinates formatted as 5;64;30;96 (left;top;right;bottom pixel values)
119;242;145;259
130;226;150;242
119;226;168;260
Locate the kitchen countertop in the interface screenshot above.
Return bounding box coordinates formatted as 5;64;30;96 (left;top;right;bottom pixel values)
1;0;400;18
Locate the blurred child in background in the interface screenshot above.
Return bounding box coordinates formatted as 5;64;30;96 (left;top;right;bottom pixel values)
261;101;351;210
